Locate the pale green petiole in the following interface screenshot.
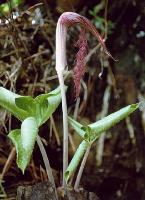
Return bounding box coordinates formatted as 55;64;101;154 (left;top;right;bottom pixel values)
65;140;90;183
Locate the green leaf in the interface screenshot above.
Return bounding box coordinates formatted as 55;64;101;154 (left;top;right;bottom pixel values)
89;103;139;142
0;86;62;127
0;0;21;14
66;104;139;182
12;0;21;7
1;86;62;174
69;104;139;143
0;87;29;121
21;117;38;150
15;87;62;126
8;117;38;173
15;96;35;115
65;140;89;182
68;116;85;138
34;86;62;126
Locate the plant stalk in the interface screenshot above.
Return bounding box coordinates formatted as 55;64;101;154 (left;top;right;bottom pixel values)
65;140;89;183
57;71;68;188
36;136;58;200
74;145;91;191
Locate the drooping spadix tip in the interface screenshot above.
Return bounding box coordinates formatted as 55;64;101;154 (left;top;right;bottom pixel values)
56;12;116;96
56;12;116;70
65;12;116;61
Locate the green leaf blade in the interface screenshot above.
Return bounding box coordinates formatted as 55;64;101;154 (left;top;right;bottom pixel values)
8;117;38;173
89;103;139;142
21;117;38;150
15;96;35;115
34;87;62;126
8;129;27;173
0;87;29;121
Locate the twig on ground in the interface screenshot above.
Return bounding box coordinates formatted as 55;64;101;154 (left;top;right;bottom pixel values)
125;117;136;144
96;85;111;166
50;116;61;146
0;147;16;180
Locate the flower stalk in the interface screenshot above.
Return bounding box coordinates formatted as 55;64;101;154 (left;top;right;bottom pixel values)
55;12;114;188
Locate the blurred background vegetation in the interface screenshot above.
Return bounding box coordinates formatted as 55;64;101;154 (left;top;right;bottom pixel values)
0;0;145;199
